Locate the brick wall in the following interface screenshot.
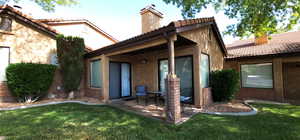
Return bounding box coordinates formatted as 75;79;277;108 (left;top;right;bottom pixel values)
165;76;181;123
235;88;276;101
0;82;14;102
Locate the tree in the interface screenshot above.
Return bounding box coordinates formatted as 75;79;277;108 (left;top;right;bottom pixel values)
163;0;300;38
0;0;78;12
56;35;85;98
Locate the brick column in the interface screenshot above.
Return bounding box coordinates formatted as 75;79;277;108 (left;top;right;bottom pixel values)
165;75;181;123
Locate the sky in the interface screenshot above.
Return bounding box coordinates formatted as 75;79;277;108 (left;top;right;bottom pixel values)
7;0;238;44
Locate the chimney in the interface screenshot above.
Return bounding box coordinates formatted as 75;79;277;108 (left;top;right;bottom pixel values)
255;34;268;45
140;4;163;33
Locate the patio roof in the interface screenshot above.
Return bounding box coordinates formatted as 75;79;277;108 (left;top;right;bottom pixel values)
85;17;227;58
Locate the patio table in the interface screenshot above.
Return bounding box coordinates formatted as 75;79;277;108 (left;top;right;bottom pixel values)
147;91;164;105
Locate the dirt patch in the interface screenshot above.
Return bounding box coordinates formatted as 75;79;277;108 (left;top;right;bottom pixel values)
0;97;103;108
202;100;252;113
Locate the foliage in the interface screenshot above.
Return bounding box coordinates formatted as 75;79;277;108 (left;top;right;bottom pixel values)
210;69;240;102
6;63;56;102
0;0;78;12
163;0;300;38
56;34;85;93
0;103;299;139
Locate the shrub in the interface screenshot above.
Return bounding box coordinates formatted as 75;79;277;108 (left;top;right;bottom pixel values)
210;69;240;102
6;63;57;102
56;35;85;95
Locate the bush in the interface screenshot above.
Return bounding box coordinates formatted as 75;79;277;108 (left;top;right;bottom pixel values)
56;35;85;94
6;63;57;102
210;69;240;102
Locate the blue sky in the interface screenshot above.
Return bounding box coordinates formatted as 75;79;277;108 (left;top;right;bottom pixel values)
9;0;238;44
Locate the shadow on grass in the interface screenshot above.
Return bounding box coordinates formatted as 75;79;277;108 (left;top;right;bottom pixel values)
0;103;299;140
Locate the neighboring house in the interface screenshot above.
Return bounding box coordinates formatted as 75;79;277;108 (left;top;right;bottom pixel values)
0;5;117;102
0;5;58;102
35;19;118;50
225;32;300;104
83;5;227;122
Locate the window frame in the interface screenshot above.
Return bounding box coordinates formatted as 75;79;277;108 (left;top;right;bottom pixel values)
200;53;211;88
157;55;194;104
0;46;10;82
90;59;102;89
240;62;274;89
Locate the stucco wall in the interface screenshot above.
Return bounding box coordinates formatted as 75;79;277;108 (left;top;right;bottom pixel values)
84;25;225;106
0;18;56;102
0;20;56;64
50;24;115;50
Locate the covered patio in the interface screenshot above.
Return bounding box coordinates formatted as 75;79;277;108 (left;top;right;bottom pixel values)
86;30;203;123
84;17;227;123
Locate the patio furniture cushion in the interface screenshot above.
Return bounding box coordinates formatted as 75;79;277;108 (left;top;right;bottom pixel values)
136;85;147;96
180;96;192;103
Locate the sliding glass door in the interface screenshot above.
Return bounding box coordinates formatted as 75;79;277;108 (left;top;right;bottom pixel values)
159;56;193;103
121;63;131;97
109;62;131;99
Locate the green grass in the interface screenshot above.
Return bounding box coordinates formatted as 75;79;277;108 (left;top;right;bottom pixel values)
0;103;299;140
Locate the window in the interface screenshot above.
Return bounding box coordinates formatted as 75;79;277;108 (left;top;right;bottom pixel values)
0;47;9;81
90;60;102;88
50;53;59;65
201;53;210;88
159;56;193;103
0;16;12;32
241;63;273;88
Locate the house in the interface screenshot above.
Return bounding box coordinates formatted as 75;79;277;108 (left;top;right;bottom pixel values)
83;5;227;123
225;32;300;104
0;5;117;102
35;19;118;50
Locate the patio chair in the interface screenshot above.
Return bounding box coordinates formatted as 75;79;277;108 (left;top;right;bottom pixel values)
180;96;192;113
136;85;148;105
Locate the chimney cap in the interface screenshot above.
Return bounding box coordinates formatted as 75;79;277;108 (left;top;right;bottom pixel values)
140;4;163;18
13;5;22;9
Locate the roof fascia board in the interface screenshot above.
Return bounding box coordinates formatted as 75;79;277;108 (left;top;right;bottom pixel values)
3;10;57;38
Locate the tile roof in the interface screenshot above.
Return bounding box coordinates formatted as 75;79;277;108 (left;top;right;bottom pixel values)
0;5;58;37
172;17;215;27
86;17;227;58
34;19;119;42
226;31;300;59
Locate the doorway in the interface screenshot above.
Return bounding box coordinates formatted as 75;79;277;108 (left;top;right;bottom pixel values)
109;62;131;99
283;62;300;103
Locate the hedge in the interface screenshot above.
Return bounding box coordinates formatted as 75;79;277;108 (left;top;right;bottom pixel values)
210;69;240;102
56;35;85;93
6;63;57;102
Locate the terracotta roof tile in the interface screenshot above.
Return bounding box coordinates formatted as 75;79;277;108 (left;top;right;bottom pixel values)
226;31;300;59
172;17;215;27
0;5;58;36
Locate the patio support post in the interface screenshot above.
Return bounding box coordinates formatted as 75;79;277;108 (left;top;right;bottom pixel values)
165;34;181;124
101;54;109;102
273;58;284;102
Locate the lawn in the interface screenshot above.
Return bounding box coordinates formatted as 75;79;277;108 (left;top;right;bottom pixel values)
0;103;299;140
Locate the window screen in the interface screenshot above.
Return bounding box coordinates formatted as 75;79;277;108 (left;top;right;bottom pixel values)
241;63;273;88
90;60;102;88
